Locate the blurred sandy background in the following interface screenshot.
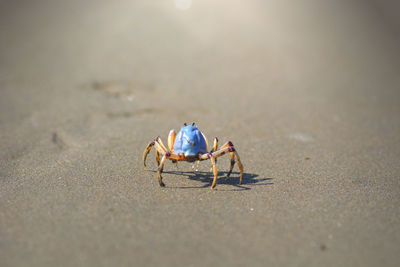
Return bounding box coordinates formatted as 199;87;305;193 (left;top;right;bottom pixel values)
1;0;400;266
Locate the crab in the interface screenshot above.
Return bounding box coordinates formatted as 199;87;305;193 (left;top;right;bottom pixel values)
142;123;243;189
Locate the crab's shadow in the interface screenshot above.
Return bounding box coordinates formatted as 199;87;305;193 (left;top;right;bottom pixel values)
149;169;273;191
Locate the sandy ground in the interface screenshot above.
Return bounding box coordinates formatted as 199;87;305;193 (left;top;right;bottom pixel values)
1;0;400;266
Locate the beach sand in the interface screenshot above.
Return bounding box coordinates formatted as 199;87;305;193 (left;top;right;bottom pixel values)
1;0;399;266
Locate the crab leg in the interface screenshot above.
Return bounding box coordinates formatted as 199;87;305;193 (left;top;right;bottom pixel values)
212;147;243;184
192;160;200;171
167;130;176;152
200;141;244;185
142;141;155;169
202;145;231;158
211;137;218;152
218;141;232;150
201;132;210;151
234;150;244;184
157;154;167;187
210;156;218;189
208;137;219;171
156;136;168;152
199;153;219;189
227;152;235;177
142;138;167;169
155;150;160;166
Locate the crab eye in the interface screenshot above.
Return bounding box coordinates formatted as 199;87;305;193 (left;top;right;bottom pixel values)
183;122;187;126
192;122;195;126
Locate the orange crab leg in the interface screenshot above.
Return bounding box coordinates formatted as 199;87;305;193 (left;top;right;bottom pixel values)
211;137;218;152
201;132;209;151
200;141;244;187
142;141;155;169
155;150;160;166
212;146;243;183
167;130;176;152
143;138;168;169
157;154;167;187
210;156;218;188
234;150;244;184
155;137;167;152
227;152;235;177
218;141;232;150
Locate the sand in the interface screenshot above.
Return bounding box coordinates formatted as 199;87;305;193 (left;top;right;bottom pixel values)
1;0;400;266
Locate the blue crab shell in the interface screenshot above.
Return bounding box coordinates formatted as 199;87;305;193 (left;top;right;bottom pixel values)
173;125;208;156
